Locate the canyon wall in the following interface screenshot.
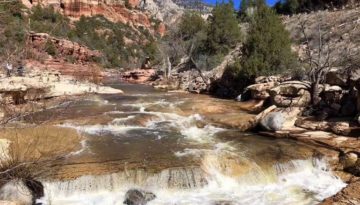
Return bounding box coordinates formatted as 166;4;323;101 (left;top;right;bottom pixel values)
21;0;161;34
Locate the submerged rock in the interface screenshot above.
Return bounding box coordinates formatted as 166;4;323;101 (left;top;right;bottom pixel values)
123;189;156;205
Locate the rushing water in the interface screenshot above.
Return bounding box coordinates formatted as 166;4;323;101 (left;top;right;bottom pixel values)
24;83;345;205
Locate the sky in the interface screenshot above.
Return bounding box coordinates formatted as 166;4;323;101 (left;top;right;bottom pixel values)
202;0;279;9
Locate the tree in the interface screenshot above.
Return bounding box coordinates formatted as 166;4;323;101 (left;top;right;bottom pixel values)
159;11;207;78
240;4;297;78
299;18;332;106
239;0;266;19
275;0;352;15
178;12;207;41
207;0;241;54
0;1;28;64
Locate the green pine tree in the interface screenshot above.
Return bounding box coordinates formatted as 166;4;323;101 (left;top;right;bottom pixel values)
240;4;297;77
239;0;266;20
206;0;241;54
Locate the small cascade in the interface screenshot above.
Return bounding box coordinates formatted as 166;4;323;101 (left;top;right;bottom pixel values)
40;167;206;205
40;156;346;205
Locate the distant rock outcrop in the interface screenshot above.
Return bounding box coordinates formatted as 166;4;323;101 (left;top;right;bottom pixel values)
21;0;190;36
24;0;148;25
29;32;101;63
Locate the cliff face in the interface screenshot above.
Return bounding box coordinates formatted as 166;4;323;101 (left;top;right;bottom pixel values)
29;32;101;63
22;0;158;33
21;0;188;34
142;0;183;26
172;0;212;12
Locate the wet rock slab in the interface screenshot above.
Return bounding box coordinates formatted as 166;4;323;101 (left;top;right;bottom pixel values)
320;179;360;205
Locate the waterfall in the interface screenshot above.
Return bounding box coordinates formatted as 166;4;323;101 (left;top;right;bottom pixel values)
38;157;346;205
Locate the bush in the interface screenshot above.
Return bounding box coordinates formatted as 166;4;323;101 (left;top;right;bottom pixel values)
240;5;297;77
28;7;156;69
44;40;57;56
0;1;27;63
30;5;71;37
274;0;352;15
178;12;207;41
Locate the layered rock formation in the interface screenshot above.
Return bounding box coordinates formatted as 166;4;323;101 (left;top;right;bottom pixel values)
21;0;188;36
143;0;183;26
27;32;104;79
23;0;154;28
29;32;101;63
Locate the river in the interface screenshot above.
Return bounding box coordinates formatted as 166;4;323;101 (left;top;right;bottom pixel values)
21;83;345;205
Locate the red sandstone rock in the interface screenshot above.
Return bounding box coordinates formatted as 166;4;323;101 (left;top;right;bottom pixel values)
26;60;104;83
29;32;101;63
121;69;156;84
23;0;158;34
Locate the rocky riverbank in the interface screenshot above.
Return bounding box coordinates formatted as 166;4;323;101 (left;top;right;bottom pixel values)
119;67;360;203
0;68;123;123
232;73;360;203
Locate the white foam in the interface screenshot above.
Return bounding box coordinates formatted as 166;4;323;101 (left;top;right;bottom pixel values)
67;140;90;156
63;110;226;147
39;158;346;205
59;123;145;136
122;99;184;112
174;148;207;157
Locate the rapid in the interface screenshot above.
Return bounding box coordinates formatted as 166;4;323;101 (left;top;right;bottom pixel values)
23;83;345;205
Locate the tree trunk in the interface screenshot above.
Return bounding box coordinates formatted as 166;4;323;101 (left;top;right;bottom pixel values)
166;57;171;79
312;79;322;106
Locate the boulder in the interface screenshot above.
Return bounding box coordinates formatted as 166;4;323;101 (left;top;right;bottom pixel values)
349;67;360;85
260;112;285;131
271;91;311;107
323;85;343;104
326;67;348;87
123;189;156;205
331;122;351;135
341;152;358;169
244;82;277;100
269;81;311;107
295;118;332;131
260;107;303;131
255;75;285;84
188;81;208;94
